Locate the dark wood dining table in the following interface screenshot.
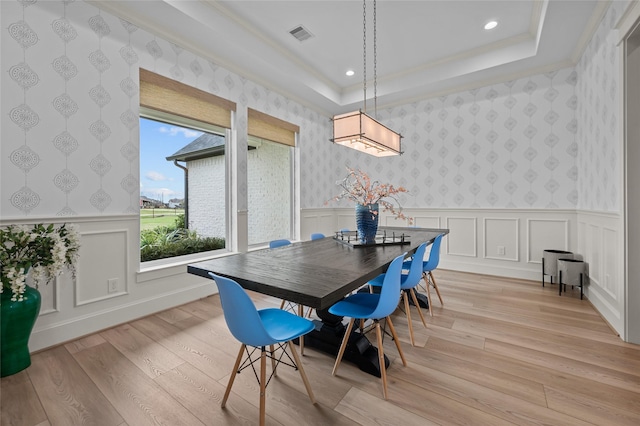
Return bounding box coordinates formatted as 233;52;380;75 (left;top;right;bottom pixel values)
187;227;448;310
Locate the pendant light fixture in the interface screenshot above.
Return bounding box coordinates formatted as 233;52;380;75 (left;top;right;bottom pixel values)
331;0;402;157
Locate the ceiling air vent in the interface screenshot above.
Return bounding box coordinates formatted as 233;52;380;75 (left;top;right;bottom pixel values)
289;25;314;42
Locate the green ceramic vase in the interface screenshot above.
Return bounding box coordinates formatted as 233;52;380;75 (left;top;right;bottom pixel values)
1;285;41;377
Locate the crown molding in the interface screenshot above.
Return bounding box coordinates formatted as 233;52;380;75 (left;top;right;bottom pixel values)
376;59;574;111
616;0;640;42
571;0;612;63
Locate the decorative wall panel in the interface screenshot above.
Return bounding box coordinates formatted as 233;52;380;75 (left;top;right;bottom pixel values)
603;226;619;297
411;215;441;229
446;217;477;257
527;219;569;263
75;229;128;306
484;218;519;261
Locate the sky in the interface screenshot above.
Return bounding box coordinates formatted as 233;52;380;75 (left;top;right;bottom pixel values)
139;117;203;202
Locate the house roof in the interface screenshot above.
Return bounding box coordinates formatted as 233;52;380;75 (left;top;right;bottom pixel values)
166;133;226;162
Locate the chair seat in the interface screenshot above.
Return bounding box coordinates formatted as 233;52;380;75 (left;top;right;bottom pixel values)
368;272;412;289
329;293;382;319
259;308;315;343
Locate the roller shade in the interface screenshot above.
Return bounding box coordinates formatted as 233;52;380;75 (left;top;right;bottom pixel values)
248;108;299;147
140;68;235;129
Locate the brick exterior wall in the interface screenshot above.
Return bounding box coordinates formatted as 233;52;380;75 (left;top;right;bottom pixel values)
247;140;291;245
187;140;291;243
188;156;226;238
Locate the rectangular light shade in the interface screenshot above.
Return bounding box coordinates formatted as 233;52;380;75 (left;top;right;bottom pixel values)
331;110;402;157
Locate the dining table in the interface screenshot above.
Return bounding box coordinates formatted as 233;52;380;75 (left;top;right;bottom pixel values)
188;226;449;376
188;227;447;308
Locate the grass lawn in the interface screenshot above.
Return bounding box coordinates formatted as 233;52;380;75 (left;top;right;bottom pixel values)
140;208;184;231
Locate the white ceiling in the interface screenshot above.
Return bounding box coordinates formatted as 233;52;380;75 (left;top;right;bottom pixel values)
91;0;607;116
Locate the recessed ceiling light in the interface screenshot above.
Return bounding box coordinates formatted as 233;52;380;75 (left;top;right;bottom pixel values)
346;70;355;77
484;20;498;30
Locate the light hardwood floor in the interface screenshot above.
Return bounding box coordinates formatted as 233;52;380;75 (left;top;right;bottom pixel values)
2;270;640;425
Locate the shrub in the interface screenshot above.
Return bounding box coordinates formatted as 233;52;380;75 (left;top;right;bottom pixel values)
141;235;225;262
140;216;225;262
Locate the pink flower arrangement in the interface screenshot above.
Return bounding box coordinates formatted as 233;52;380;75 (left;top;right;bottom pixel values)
327;168;413;224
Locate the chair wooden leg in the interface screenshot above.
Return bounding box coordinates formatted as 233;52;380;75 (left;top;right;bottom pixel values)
402;290;415;346
279;299;286;310
332;318;355;376
423;273;434;317
297;304;305;355
409;288;427;328
288;341;316;404
222;344;245;407
386;315;407;366
270;344;277;376
429;271;444;305
259;347;266;426
375;322;388;399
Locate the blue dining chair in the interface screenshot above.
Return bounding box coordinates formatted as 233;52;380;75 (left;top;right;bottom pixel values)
310;233;325;240
269;239;291;249
208;272;316;426
329;253;408;400
368;242;429;346
410;233;444;316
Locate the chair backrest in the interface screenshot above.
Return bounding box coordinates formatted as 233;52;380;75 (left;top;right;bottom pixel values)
422;233;444;272
402;242;428;290
310;233;325;240
208;272;273;347
269;239;291;249
370;253;407;319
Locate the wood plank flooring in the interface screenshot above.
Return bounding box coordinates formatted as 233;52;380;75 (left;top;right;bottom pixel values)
2;270;640;425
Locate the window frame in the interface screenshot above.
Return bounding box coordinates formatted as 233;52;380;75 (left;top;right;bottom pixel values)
139;107;232;270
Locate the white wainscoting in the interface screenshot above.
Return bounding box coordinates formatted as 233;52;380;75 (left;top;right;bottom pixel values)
302;207;624;338
301;208;337;240
577;210;624;336
0;208;624;351
304;208;584;281
1;216;216;352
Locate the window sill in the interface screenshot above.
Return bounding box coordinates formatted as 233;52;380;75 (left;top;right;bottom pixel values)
136;249;236;283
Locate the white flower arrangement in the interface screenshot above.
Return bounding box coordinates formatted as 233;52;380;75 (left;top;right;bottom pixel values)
0;223;80;302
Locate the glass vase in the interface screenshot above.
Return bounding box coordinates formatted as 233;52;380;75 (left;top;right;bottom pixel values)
355;203;379;245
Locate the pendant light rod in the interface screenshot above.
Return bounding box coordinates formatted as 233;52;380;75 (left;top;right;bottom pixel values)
373;0;377;118
330;0;403;157
362;0;367;114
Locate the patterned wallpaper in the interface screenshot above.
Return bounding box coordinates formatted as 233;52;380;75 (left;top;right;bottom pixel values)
0;0;623;218
1;0;331;218
575;1;624;213
334;69;579;210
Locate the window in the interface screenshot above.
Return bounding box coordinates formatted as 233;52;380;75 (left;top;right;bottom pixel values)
247;108;299;246
139;112;228;263
247;136;293;245
139;69;236;264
